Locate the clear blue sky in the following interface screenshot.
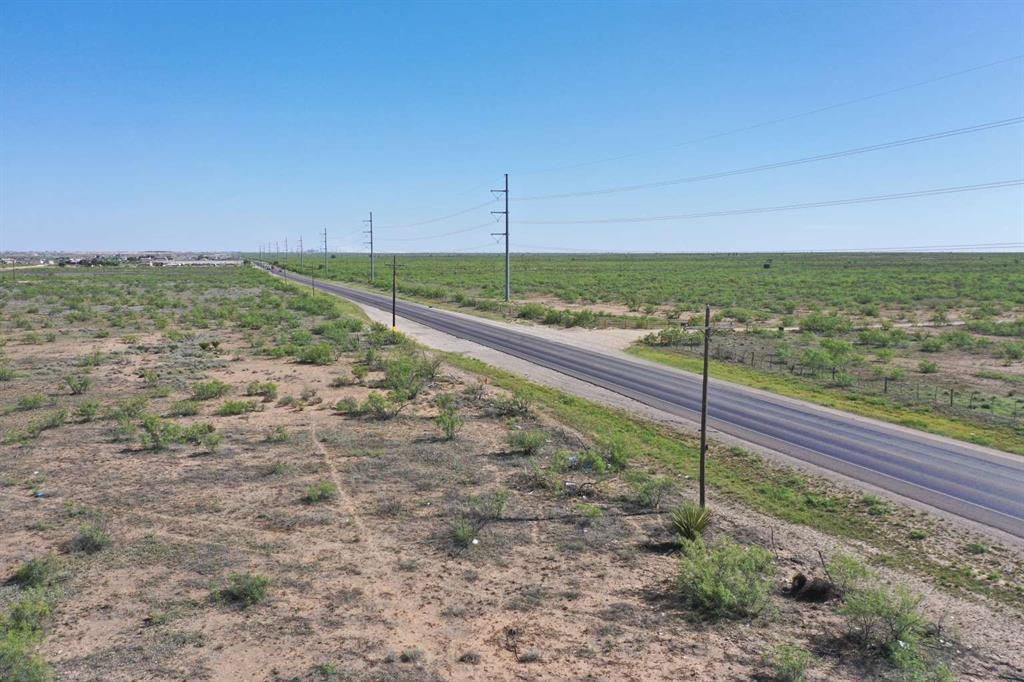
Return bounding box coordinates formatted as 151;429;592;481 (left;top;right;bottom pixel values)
1;0;1022;253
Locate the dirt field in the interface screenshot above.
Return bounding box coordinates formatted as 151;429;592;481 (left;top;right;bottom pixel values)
2;267;1022;681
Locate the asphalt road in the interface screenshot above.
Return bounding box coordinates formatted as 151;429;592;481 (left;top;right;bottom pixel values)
273;267;1024;538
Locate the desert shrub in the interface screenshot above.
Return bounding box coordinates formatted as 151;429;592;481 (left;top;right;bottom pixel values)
0;626;51;681
670;501;712;541
266;426;290;442
10;555;63;588
139;415;181;450
215;400;261;416
351;365;369;384
328;373;355;387
0;365;16;381
551;448;610;476
302;480;338;504
74;400;100;422
212;573;270;607
764;643;812;682
334;397;359;414
919;337;945;353
4;589;53;635
64;375;91;395
492;391;532;416
15;394;46;411
841;583;925;654
366;322;404;348
76;350;104;367
999;341;1024;361
70;524;110;554
26;409;66;438
381;352;440;400
596;436;629;471
800;312;852;336
630;473;674;510
200;432;222;452
191;380;231;401
675;537;774;619
110;416;136;442
360;392;401;419
467;489;508;523
107;396;148;420
450;518;476;548
506;430;546;455
168;400;200;417
244;381;278;401
296;343;336;365
918;360;938;374
435;407;464;440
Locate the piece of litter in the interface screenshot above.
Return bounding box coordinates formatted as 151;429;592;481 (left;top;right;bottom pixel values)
471;538;479;545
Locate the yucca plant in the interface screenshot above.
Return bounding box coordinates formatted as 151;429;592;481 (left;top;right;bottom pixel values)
670;501;712;541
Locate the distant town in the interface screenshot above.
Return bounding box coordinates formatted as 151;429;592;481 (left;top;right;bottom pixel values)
0;252;242;267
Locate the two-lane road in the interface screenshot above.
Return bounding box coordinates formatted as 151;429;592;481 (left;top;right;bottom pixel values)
272;267;1024;538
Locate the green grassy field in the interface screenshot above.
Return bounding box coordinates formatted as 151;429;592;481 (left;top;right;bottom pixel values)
271;251;1024;322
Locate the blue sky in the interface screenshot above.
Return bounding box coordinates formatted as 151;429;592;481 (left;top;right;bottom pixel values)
1;0;1022;253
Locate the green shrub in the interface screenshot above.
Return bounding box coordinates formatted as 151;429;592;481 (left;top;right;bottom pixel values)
841;583;925;653
361;392;401;419
675;537;774;619
0;627;52;681
670;502;712;541
492;391;531;416
244;381;278;401
302;480;338;504
435;408;464;440
334;397;359;414
10;555;63;588
0;365;16;381
507;430;546;455
168;400;200;417
212;573;270;607
70;524;110;554
917;360;938;374
75;400;100;421
139;415;181;450
381;352;440;401
450;518;476;548
764;643;812;682
919;337;945;353
15;394;45;411
266;426;290;443
215;400;261;416
64;375;91;395
630;474;674;510
191;380;231;400
296;343;336;365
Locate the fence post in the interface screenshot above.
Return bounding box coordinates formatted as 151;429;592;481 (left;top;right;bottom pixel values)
949;389;954;407
884;376;889;393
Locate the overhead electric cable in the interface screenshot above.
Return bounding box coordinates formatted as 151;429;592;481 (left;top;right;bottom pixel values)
377;219;499;243
517;117;1024;200
516;179;1024;225
374;199;498;230
519;53;1024;175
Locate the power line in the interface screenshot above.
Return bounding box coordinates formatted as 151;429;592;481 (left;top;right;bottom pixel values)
519;53;1024;175
376;218;499;243
517;116;1024;201
516;179;1024;225
374;198;498;230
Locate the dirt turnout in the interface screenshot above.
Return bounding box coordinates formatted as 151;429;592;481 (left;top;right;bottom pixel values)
2;268;1021;681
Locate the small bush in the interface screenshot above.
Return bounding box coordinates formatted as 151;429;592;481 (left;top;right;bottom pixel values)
70;524;110;554
361;392;401;420
764;643;812;682
75;400;100;421
918;360;939;374
507;430;546;455
435;407;464;441
297;343;336;365
670;502;712;541
213;572;270;607
245;381;278;401
841;583;925;653
215;400;261;416
675;537;774;619
334;397;359;414
450;518;476;548
302;480;338;504
168;400;200;417
630;474;674;510
15;394;46;411
0;365;16;381
10;555;63;588
492;391;532;416
191;380;231;401
266;426;290;442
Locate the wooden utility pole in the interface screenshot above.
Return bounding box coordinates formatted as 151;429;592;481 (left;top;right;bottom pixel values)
699;304;711;508
298;236;303;268
491;174;510;301
387;255;403;330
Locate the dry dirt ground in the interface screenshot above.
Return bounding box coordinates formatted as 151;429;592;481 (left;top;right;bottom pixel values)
2;269;1022;681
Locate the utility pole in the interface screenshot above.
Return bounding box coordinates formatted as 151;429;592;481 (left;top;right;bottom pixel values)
364;212;374;283
276;241;280;261
491;173;510;301
285;237;288;263
322;228;328;273
699;304;711;509
298;236;303;268
386;255;403;330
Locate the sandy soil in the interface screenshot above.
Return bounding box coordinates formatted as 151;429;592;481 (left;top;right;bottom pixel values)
2;275;1022;682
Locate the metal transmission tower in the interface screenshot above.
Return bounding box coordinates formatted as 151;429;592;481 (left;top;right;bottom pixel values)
491;174;510;301
364;212;374;283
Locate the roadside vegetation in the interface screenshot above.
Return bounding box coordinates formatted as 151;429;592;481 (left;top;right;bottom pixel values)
0;264;1018;680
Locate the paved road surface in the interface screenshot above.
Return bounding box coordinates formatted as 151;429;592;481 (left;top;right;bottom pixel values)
273;267;1024;538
